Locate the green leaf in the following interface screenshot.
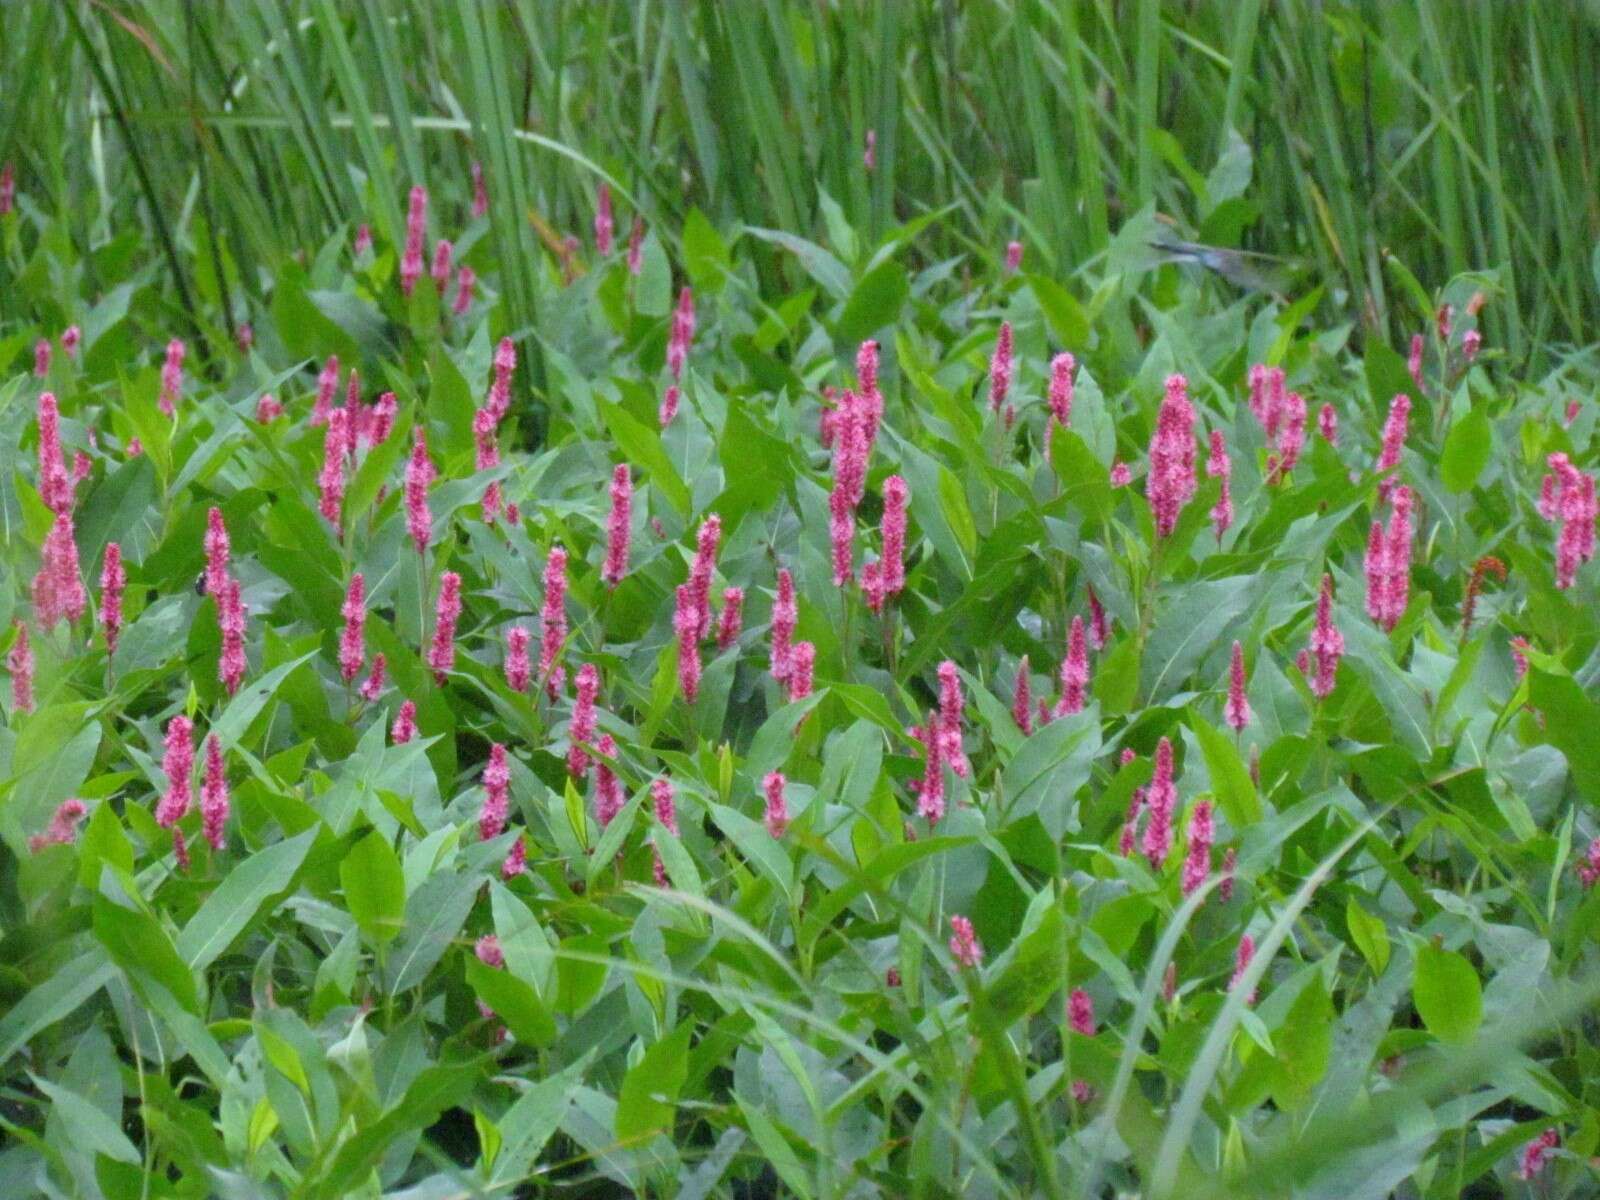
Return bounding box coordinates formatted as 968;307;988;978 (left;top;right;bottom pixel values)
1413;943;1482;1044
92;891;202;1016
978;896;1065;1029
1028;274;1090;347
1529;669;1600;806
31;1076;141;1164
834;259;908;344
177;829;318;970
615;1021;694;1141
465;957;556;1047
0;951;115;1066
1440;407;1492;492
340;829;406;946
490;1054;591;1183
683;207;731;292
597;397;691;518
1189;715;1262;827
383;870;478;993
1346;897;1392;976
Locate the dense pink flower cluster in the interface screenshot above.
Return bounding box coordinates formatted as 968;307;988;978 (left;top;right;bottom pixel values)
1048;353;1075;435
156;715;195;828
1317;402;1338;445
1247;364;1287;441
1231;933;1258;1004
33;510;86;630
1375;393;1411;500
770;568;798;683
427;571;462;683
1004;240;1023;273
1576;837;1600;889
479;744;510;841
391;699;418;745
504;626;531;693
1407;333;1425;391
988;321;1014;414
1517;1129;1558;1181
1365;485;1415;630
159;338;185;418
339;574;366;683
1306;574;1344;700
949;915;983;968
1011;656;1033;735
717;587;744;651
471;161;488;217
1181;800;1213;895
401;185;428;297
1225;641;1250;732
1540;453;1596;590
914;707;946;824
568;663;600;777
667;286;696;379
405;428;436;554
594;734;624;827
936;661;970;778
430;239;453;293
100;543;126;655
7;623;35;715
1055;616;1090;717
28;799;87;853
539;546;569;698
1147;374;1198;537
602;464;633;587
763;771;790;838
658;384;680;428
452;266;476;315
37;394;72;514
787;641;815;704
1141;737;1177;867
218;577;247;696
359;653;386;703
201;735;230;851
1206;430;1232;541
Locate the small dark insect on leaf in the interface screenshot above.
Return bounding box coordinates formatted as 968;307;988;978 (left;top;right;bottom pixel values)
194;572;208;596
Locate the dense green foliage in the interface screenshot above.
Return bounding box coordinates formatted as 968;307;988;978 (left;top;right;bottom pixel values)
4;3;1600;1199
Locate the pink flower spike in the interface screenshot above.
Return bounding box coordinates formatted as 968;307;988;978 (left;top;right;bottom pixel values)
311;355;339;427
1407;333;1424;391
1382;486;1415;629
568;663;600;777
36;393;73;515
204;508;231;598
427;571;462;684
627;217;645;275
1048;353;1075;433
452;265;476;315
504;626;531;693
1087;586;1109;650
1375;392;1411;499
256;394;283;423
430;239;453;293
1181;800;1213;896
1317;403;1338;444
471;161;489;218
857;339;880;401
156;715;195;828
173;828;190;871
7;622;35;714
770;568;797;683
828;493;855;587
401;185;428;298
594;182;615;255
937;661;971;778
1110;460;1131;488
1308;573;1344;700
1005;240;1023;273
218;577;247;696
100;543;126;655
594;734;624;827
1224;641;1250;732
863;128;877;170
60;326;81;359
881;475;909;597
405;427;435;554
1207;430;1234;540
717;587;744;651
28;798;88;853
200;735;229;851
1462;329;1482;362
475;933;504;969
539;546;570;699
159;339;185;418
667;286;696;379
502;835;527;880
33;509;87;630
391;699;418;745
763;771;790;838
688;514;722;641
354;224;373;257
318;410;349;525
674;585;703;705
339;573;366;683
787;641;815;704
949;915;984;968
1011;656;1034;736
1147;374;1198;538
1230;933;1258;1005
1141;737;1177;867
652;776;678;837
659;384;681;428
488;336;516;423
359;652;387;702
1517;1129;1559;1181
1577;836;1600;889
34;339;51;378
1054;616;1090;717
479;744;511;842
988;322;1014;414
915;707;947;824
602;464;633;587
1068;988;1096;1036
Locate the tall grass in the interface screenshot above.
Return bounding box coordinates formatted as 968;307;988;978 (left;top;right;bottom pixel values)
1;1;1596;362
